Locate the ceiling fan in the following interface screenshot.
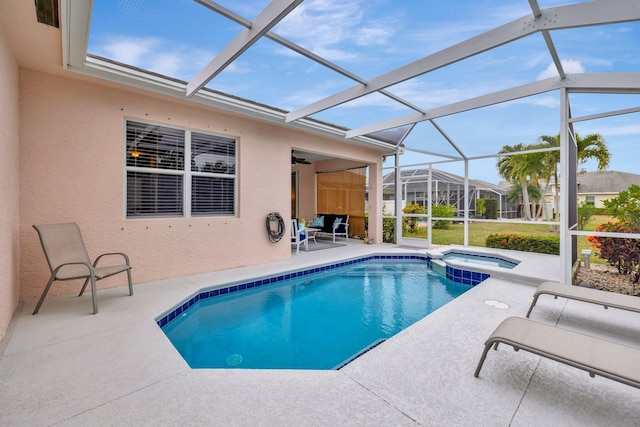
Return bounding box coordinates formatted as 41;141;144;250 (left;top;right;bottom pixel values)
291;151;311;165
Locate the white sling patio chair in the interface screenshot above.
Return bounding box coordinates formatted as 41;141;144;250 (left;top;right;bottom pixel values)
291;219;308;254
32;222;133;315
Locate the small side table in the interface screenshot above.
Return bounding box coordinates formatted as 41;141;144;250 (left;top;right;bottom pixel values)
305;227;319;245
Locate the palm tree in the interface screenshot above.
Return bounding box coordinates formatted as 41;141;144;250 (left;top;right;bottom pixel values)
497;143;539;220
538;132;610;219
506;182;542;218
537;134;561;220
577;133;610;170
528;141;557;220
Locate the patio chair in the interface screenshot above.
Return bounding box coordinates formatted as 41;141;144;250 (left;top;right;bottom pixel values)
526;281;640;318
474;316;640;389
291;219;308;254
32;223;133;315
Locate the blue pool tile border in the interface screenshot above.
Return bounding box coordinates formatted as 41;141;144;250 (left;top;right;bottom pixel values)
444;265;491;286
156;254;490;329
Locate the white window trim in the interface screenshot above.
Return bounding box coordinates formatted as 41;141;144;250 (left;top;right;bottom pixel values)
124;119;237;219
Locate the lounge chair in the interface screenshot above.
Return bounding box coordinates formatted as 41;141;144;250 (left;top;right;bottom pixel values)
32;223;133;315
526;280;640;318
474;316;640;389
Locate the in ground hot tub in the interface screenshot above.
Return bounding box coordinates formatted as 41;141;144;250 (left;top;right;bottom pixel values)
426;248;521;285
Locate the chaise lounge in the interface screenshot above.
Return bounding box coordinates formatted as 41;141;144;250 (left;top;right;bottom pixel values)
474;316;640;389
526;280;640;318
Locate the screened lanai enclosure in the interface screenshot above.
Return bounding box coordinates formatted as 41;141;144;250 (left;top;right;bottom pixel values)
382;168;517;219
62;0;640;283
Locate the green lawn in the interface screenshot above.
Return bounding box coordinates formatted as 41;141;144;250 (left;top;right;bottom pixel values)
405;220;558;246
403;215;613;264
577;214;613;265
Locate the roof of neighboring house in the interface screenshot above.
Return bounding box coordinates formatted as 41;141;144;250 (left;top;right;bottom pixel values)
577;171;640;194
382;169;506;195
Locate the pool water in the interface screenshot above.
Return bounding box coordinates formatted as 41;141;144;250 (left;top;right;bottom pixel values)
161;259;471;370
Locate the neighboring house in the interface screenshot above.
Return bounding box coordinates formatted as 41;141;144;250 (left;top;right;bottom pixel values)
577;171;640;208
382;169;515;217
543;171;640;208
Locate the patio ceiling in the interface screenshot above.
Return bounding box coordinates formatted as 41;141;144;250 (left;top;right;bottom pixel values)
61;0;640;163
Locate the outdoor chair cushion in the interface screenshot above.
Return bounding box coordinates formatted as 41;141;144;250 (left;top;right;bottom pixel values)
317;214;348;234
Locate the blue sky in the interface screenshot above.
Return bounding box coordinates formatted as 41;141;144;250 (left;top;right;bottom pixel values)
88;0;640;184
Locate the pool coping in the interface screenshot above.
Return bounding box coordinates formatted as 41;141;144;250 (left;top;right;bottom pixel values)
9;244;639;425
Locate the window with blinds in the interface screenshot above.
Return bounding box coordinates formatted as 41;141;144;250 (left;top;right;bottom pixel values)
125;120;236;218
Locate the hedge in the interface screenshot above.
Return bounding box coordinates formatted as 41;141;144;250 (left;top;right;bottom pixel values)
485;198;498;219
486;233;559;255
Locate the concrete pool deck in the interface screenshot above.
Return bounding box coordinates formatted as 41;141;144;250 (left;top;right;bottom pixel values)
1;243;639;426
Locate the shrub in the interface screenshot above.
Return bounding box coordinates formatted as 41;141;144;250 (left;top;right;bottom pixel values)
588;222;640;282
486;233;560;255
485;198;498;219
431;204;455;229
476;198;486;217
577;200;597;230
383;215;395;243
402;203;425;233
589;185;640;283
603;184;640;229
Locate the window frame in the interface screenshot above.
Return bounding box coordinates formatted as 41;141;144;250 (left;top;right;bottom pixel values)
124;119;238;219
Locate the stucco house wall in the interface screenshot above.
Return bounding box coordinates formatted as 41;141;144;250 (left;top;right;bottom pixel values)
0;2;384;340
577;192;618;209
292;162;317;222
0;22;20;341
17;69;383;304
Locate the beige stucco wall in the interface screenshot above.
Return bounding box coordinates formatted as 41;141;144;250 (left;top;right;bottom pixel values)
292;162;317;222
0;23;20;340
577;193;616;209
18;70;383;302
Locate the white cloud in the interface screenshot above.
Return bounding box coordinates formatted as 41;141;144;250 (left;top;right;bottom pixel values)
97;36;158;65
355;26;392;47
91;35;219;80
537;59;585;80
275;0;397;62
278;78;356;110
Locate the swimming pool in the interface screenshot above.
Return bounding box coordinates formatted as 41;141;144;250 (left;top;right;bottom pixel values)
159;256;472;370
